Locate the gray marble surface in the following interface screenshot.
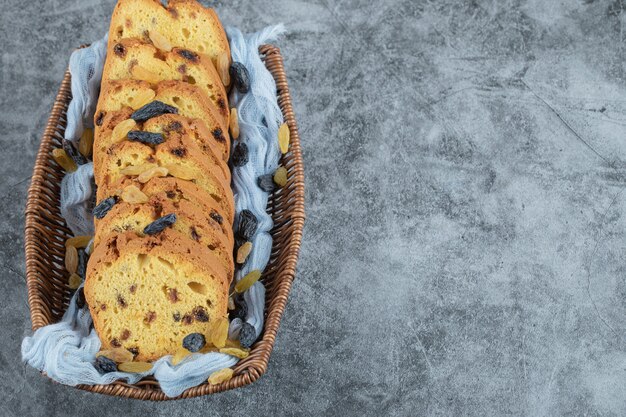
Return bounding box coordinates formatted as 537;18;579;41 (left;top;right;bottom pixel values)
1;0;626;415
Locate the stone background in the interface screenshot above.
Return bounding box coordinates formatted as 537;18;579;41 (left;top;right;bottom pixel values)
1;0;625;415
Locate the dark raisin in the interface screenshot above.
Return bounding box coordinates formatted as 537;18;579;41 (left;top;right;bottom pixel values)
177;64;187;74
212;127;225;143
128;347;139;357
236;210;258;240
217;98;226;110
117;294;127;308
100;304;107;311
209;211;223;225
144;311;156;324
173;312;181;322
231;142;249;167
93;196;118;219
182;333;205;352
257;174;276;192
229;295;248;321
131;100;178;123
230;62;250;94
77;249;88;279
111;338;121;348
94;356;117;374
171;147;186;157
143;213;177;235
63;139;88;165
127;130;165;145
121;329;131;340
182;314;193;325
192;306;209;322
129;284;137;294
76;287;86;309
177;49;198;62
113;43;126;57
239;322;256;349
190;226;200;241
168;288;179;303
95;112;105;126
166;190;176;199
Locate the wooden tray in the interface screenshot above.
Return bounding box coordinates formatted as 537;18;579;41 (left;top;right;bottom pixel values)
24;44;305;400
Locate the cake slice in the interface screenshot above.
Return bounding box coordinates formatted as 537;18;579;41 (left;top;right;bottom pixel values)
105;176;235;230
94;140;234;221
104;38;229;127
93;110;230;184
143;114;230;181
108;0;230;67
94;192;234;277
85;230;230;361
95;80;230;160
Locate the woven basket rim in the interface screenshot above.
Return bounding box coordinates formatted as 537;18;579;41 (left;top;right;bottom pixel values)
24;43;305;400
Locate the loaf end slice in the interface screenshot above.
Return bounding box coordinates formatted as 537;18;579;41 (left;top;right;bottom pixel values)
85;230;230;361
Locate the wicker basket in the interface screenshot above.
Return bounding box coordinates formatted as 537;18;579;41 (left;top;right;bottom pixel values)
24;44;305;400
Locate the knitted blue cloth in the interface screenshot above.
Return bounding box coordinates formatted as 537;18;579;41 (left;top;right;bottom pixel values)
21;24;285;398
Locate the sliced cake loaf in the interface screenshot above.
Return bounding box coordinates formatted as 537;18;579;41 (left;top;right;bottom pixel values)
104;38;229;127
85;230;229;361
96;80;230;160
87;0;235;364
93;194;234;277
108;0;230;67
94;140;234;220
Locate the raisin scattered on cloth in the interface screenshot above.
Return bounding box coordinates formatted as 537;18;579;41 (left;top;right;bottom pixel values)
231;142;249;167
182;333;206;352
236;210;258;240
94;356;117;374
230;62;250;94
239;323;256;349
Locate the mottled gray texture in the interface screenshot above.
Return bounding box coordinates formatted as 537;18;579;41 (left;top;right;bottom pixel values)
1;0;625;415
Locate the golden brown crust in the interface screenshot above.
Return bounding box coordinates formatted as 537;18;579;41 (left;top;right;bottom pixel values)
99;176;234;228
93;192;234;277
87;230;229;289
